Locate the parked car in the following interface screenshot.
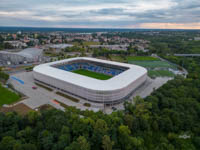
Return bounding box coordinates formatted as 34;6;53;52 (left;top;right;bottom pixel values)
32;86;37;90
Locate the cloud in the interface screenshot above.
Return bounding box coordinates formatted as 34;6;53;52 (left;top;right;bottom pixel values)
0;0;199;29
138;23;200;29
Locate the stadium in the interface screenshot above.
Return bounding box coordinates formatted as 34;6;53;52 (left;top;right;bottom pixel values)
33;57;147;104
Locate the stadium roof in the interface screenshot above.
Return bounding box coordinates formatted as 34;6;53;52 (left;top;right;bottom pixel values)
0;48;43;58
33;57;147;91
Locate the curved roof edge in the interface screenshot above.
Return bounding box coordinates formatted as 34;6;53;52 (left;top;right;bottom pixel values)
33;57;147;91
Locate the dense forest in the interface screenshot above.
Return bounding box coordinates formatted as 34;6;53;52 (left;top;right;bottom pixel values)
0;57;200;150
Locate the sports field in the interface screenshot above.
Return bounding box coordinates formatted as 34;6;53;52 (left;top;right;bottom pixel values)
125;56;177;78
110;55;126;63
72;69;112;80
128;61;176;69
126;56;160;61
0;84;21;107
148;70;175;78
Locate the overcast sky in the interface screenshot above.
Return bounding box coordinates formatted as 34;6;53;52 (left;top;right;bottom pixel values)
0;0;200;29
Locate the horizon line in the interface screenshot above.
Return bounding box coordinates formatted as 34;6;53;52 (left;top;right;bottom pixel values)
0;26;199;31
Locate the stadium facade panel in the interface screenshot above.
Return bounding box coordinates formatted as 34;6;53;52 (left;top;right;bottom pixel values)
33;57;147;104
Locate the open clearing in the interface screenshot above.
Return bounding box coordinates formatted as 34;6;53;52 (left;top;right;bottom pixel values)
0;103;33;115
72;69;112;80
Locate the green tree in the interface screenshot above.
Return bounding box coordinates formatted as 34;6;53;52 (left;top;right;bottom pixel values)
102;135;114;150
92;119;108;149
65;136;90;150
27;111;39;125
124;114;134;130
0;136;16;150
118;125;131;149
21;143;37;150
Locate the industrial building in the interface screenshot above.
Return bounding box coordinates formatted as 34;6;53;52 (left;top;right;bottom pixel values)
33;57;147;104
0;48;43;65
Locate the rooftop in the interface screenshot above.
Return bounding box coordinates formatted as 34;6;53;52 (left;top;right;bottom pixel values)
0;48;43;58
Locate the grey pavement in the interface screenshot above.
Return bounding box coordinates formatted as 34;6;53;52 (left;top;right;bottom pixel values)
9;72;101;112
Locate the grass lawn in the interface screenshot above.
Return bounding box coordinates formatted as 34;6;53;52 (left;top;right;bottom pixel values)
70;41;100;46
0;84;21;107
83;103;91;107
128;61;176;69
148;70;175;78
126;56;160;61
73;69;112;80
110;55;126;62
83;41;100;46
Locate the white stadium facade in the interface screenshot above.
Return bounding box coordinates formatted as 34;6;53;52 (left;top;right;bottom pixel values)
33;57;147;104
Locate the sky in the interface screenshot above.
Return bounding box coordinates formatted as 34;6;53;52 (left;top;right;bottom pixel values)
0;0;200;29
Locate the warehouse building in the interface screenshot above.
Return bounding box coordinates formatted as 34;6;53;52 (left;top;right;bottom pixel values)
0;48;43;65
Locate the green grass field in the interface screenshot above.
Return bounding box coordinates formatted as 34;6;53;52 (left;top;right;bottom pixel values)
126;56;160;61
110;55;126;63
73;69;112;80
148;70;175;78
128;61;176;69
0;84;21;107
70;41;100;46
83;41;100;46
126;56;177;78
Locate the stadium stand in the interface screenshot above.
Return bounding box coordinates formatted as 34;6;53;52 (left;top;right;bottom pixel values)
56;62;125;76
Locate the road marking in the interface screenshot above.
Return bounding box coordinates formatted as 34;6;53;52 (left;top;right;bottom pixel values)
11;76;24;85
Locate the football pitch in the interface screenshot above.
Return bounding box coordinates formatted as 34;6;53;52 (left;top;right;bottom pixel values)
128;61;176;69
72;69;112;80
